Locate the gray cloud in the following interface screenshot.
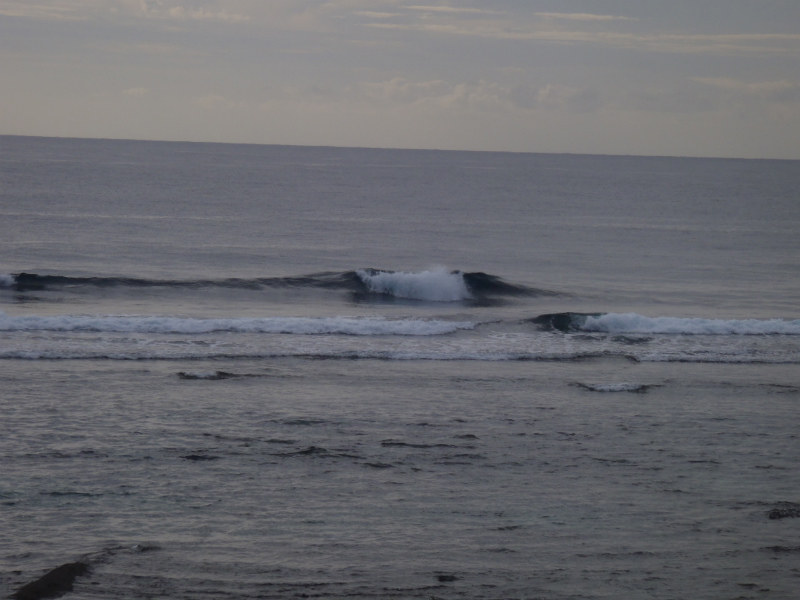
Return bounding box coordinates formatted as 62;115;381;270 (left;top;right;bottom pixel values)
1;0;799;158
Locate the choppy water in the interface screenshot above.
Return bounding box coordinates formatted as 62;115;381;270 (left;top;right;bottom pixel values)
1;135;799;599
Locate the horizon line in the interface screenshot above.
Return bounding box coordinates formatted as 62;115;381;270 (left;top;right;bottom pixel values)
1;133;796;162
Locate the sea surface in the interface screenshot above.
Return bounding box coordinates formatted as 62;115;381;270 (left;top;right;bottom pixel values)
1;135;799;599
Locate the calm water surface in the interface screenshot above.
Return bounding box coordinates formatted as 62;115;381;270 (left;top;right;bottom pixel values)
1;136;799;599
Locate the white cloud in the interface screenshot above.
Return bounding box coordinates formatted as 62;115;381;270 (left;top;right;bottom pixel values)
534;12;636;22
123;87;151;97
404;5;498;15
354;11;399;19
694;77;800;103
356;78;511;112
536;84;601;112
352;78;605;115
0;0;93;20
369;21;800;55
139;0;249;23
195;94;244;109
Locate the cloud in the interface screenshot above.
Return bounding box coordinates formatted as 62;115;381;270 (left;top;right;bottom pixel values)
404;5;498;15
357;78;512;113
369;22;800;55
534;12;636;22
139;0;249;23
365;9;800;57
694;77;800;103
195;94;245;109
510;83;602;113
353;78;604;115
123;87;151;97
0;1;91;20
354;11;400;19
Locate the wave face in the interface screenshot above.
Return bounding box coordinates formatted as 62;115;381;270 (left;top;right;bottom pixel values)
356;268;471;302
533;312;800;335
0;313;475;336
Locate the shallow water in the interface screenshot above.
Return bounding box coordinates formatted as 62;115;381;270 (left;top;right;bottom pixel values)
2;359;799;599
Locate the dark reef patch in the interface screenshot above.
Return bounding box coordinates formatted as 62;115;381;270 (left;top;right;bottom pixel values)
11;562;89;600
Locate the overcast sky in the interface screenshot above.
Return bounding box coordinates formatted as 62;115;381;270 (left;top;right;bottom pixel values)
2;0;799;158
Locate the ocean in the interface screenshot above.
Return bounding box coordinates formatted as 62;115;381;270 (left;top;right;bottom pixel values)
1;135;798;599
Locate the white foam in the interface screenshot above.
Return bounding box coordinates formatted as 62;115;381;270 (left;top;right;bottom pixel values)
0;274;14;288
582;313;800;335
357;268;472;301
0;312;475;336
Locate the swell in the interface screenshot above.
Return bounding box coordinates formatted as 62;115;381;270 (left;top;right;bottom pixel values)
5;269;548;301
5;271;362;292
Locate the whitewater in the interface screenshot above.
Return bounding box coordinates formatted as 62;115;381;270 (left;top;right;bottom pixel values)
2;136;799;600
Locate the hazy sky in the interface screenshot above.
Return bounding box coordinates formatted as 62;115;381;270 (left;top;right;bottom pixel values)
2;0;800;158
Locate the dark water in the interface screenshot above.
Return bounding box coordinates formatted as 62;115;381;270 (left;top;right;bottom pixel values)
1;136;799;599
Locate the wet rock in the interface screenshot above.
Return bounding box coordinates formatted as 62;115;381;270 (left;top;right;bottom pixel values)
11;562;89;600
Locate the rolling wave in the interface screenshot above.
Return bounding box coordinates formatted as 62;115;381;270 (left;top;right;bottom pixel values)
531;312;800;335
0;313;475;336
3;269;546;302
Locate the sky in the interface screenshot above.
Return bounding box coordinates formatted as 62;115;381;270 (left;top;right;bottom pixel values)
2;0;800;158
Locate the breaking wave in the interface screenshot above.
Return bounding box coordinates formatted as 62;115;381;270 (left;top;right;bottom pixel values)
356;268;471;301
0;313;475;336
532;312;800;335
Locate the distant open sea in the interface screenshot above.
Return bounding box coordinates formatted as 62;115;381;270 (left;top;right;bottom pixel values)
1;135;799;599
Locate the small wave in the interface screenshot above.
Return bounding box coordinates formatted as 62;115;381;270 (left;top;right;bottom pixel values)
0;273;15;288
178;371;239;380
532;312;800;335
0;312;475;336
356;268;471;301
575;382;652;393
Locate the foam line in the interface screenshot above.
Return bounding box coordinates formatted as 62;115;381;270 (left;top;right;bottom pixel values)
0;313;475;336
582;313;800;335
